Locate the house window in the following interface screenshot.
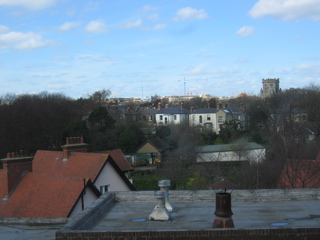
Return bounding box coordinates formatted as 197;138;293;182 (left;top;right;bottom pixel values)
100;185;109;194
199;116;202;123
174;115;177;120
160;115;163;120
165;117;168;125
207;115;211;121
149;115;153;121
218;116;224;123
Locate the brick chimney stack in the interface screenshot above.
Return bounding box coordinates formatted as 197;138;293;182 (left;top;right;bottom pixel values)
1;151;33;199
158;102;161;110
62;137;88;161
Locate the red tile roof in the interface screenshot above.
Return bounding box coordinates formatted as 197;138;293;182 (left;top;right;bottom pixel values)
103;149;134;172
33;151;109;181
0;147;135;218
0;173;85;218
278;159;320;189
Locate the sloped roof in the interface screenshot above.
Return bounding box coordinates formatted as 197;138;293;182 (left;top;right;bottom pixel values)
33;150;135;190
33;151;108;181
103;149;134;172
191;108;244;115
156;108;189;114
147;138;170;152
195;142;265;153
0;173;100;218
140;108;159;114
191;108;219;114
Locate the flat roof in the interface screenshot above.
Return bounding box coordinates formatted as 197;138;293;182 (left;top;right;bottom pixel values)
91;200;320;231
59;189;320;233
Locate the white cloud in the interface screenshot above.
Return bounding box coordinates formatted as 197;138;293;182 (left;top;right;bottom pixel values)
78;54;116;64
58;21;79;31
147;13;160;21
236;26;255;37
0;25;9;33
249;0;320;21
143;23;167;31
0;31;53;50
154;24;167;30
0;0;57;10
174;7;209;21
0;25;10;33
185;66;205;75
138;5;160;13
119;19;142;29
85;20;107;33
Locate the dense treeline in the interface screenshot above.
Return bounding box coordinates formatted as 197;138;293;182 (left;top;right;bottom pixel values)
0;92;95;157
0;90;147;158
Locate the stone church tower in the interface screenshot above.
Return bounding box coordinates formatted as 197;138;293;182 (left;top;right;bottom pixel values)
260;78;280;98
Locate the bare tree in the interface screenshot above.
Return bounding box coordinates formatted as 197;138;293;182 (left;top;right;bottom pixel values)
278;159;320;188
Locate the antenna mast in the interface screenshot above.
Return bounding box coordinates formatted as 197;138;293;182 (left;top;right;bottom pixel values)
178;77;186;95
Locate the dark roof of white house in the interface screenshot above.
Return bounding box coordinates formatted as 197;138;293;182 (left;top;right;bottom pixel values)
156;108;189;114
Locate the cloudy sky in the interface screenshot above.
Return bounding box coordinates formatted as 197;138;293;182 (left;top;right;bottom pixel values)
0;0;320;99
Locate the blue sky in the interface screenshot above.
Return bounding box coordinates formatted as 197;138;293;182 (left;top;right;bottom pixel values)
0;0;320;99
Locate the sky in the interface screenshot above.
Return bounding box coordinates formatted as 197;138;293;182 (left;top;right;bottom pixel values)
0;0;320;100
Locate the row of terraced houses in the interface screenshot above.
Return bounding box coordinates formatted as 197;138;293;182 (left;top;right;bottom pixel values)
110;103;246;134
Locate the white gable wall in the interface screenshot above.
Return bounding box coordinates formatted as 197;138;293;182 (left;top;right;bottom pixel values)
69;187;99;218
94;161;131;192
189;113;217;131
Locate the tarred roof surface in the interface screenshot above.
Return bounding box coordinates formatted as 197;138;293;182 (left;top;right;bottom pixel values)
33;151;109;181
0;173;84;218
103;149;134;172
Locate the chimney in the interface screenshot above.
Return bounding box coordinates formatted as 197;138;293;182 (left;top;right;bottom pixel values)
208;103;211;108
158;180;175;212
149;191;171;221
190;107;194;113
211;179;239;228
158;102;161;110
165;104;169;109
127;107;130;113
223;103;228;109
62;137;89;161
1;152;33;199
216;103;222;110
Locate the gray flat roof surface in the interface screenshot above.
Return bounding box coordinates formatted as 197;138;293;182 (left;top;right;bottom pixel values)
0;224;62;240
91;200;320;231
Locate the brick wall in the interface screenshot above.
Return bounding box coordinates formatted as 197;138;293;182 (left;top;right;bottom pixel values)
56;228;320;240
